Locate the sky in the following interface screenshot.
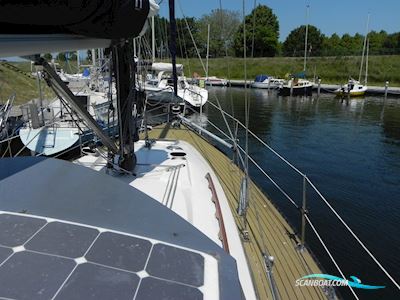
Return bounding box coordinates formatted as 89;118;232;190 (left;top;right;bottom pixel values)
159;0;400;41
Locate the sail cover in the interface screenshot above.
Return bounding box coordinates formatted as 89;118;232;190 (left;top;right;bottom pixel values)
0;1;151;39
0;1;161;57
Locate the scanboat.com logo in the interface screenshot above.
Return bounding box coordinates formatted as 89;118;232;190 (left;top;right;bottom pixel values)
295;274;385;290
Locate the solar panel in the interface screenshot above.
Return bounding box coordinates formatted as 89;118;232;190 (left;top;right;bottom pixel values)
0;251;75;300
0;212;209;300
136;277;203;300
0;213;46;247
0;246;12;263
86;231;152;272
146;243;205;287
25;221;99;258
55;263;140;300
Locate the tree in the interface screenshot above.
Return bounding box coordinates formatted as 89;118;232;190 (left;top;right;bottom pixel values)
56;52;66;62
383;32;400;54
176;17;200;58
43;53;53;61
283;25;324;57
233;5;279;57
322;33;343;56
197;9;241;57
368;30;388;55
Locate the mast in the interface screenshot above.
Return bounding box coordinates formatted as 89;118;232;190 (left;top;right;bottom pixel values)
133;38;137;57
359;14;370;83
152;15;156;63
365;38;369;85
112;42;137;170
303;4;310;72
206;24;210;79
91;49;96;67
77;50;80;71
168;0;178;96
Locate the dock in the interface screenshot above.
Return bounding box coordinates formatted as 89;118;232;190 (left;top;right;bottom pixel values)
204;79;400;96
144;124;329;300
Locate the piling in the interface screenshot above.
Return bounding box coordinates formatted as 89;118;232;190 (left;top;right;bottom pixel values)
290;80;293;97
385;81;389;99
317;79;321;97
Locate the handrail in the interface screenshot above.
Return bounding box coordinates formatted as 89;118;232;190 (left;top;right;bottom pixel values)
187;102;400;294
205;173;230;253
208;99;306;177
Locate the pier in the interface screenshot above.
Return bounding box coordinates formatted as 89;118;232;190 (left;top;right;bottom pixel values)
203;79;400;96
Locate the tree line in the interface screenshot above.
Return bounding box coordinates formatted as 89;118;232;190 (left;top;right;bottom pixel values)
148;5;400;59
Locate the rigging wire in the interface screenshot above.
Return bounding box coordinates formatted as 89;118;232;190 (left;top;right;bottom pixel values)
251;0;257;58
242;0;250;225
177;0;207;75
177;19;192;76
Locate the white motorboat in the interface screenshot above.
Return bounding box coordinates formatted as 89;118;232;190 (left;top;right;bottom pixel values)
252;75;285;89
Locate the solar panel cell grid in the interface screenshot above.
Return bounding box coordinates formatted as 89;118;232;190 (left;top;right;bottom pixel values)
0;212;207;300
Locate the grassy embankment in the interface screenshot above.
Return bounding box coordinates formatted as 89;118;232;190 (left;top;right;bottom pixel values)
1;56;399;105
177;55;400;87
0;61;56;105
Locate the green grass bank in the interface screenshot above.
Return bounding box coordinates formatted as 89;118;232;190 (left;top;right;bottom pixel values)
178;55;400;87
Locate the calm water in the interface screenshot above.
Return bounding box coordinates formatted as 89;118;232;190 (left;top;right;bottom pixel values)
195;87;400;299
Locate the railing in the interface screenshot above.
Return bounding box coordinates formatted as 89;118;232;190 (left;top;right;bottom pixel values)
183;99;400;299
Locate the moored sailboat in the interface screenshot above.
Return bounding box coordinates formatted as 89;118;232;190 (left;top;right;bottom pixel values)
335;15;370;97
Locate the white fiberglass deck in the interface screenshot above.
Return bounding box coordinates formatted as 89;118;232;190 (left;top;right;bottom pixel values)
75;139;257;300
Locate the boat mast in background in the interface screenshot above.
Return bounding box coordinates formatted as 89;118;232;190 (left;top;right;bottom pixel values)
152;15;156;63
359;14;370;83
76;50;80;70
365;38;369;85
303;4;310;72
168;0;178;96
206;23;210;79
91;49;96;67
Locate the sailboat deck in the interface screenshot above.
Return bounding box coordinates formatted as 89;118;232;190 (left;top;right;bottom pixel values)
144;123;328;300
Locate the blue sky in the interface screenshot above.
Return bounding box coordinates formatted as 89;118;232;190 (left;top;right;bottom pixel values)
159;0;400;41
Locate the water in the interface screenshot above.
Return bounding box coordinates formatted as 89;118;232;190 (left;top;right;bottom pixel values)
196;87;400;299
